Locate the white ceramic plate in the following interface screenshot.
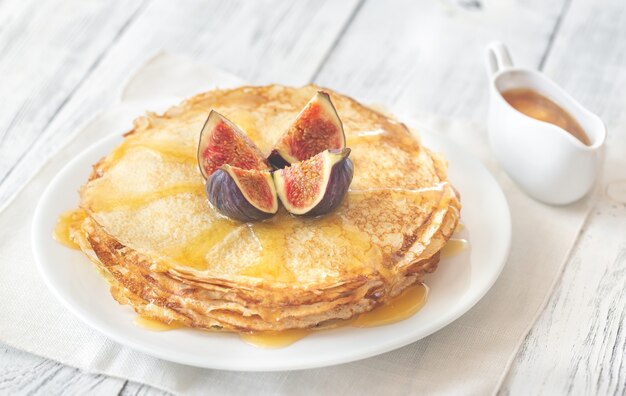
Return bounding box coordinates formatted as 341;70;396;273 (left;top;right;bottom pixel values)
32;103;511;371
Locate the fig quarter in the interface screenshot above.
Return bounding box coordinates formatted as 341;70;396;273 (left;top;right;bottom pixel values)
269;91;345;168
274;149;353;216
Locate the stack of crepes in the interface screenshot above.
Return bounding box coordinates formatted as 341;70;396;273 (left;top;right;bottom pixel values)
69;85;460;332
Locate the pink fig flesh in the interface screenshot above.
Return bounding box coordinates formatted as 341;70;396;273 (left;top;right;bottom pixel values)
274;148;353;216
198;110;270;179
269;91;345;168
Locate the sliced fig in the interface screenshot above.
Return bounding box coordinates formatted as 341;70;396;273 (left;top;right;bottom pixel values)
207;165;278;222
268;91;345;168
198;110;270;179
274;148;353;216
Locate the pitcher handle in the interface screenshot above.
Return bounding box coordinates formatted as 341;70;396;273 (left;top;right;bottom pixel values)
485;41;514;76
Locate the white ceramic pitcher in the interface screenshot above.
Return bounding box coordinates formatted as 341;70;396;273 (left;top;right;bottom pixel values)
485;42;606;205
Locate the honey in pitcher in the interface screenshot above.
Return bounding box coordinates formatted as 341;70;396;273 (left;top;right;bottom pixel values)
502;88;590;145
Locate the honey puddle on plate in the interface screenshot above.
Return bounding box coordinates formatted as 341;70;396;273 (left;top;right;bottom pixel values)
440;238;469;258
239;328;311;349
53;209;87;250
351;282;428;328
133;283;429;349
440;222;468;259
133;316;184;331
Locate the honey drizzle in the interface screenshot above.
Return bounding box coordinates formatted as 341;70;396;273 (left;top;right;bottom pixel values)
108;139;197;168
239;218;297;283
56;189;235;272
53;209;87;249
239;210;381;283
165;219;239;270
91;182;204;212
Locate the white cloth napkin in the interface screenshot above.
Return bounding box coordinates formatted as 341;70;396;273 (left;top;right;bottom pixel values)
0;53;592;395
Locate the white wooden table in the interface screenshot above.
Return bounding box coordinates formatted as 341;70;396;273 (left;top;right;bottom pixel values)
1;0;624;394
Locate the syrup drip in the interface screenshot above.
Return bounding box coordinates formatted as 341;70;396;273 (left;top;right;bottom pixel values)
440;238;469;258
352;283;428;327
53;209;87;249
133;315;183;331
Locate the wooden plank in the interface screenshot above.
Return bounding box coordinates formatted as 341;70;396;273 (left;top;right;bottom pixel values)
119;381;171;396
0;344;126;395
0;0;144;194
314;0;566;119
0;0;361;209
0;1;146;392
501;0;626;393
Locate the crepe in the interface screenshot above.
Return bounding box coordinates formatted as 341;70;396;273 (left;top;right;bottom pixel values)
70;84;460;332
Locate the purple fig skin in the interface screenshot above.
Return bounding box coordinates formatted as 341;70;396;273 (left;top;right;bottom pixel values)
268;149;292;169
206;169;275;222
306;156;353;216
